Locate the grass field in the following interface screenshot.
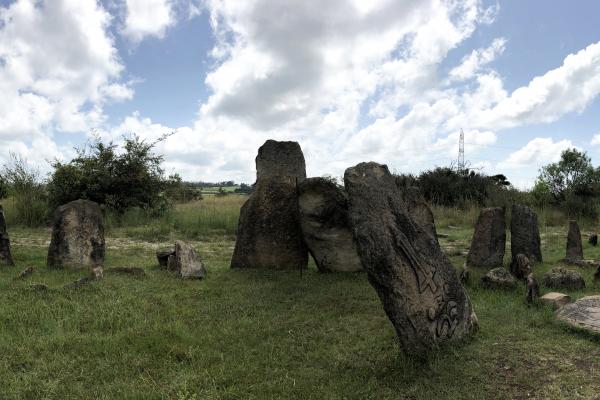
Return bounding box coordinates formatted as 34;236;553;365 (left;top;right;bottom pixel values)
2;199;600;399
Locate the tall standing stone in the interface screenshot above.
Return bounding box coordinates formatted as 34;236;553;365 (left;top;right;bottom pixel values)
47;200;105;269
510;204;542;270
344;162;477;356
0;205;14;266
230;140;308;270
402;187;438;243
565;220;583;262
298;178;362;273
466;207;506;269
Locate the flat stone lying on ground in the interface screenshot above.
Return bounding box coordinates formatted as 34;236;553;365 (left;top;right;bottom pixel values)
0;205;14;266
565;220;584;262
466;207;506;269
47;199;105;269
557;296;600;334
298;177;362;272
510;204;542;268
231;140;308;270
481;267;517;289
344;162;477;357
168;241;206;279
543;267;585;290
540;292;572;309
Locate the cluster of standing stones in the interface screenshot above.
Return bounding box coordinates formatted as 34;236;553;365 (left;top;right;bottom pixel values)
2;138;600;354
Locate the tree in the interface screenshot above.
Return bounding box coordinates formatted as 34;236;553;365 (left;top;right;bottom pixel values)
538;148;600;201
47;134;178;215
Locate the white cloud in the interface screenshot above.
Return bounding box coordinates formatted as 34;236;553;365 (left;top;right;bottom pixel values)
591;133;600;146
448;37;506;81
121;0;175;43
497;138;575;170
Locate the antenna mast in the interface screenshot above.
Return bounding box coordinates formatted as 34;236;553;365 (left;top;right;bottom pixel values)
458;129;465;174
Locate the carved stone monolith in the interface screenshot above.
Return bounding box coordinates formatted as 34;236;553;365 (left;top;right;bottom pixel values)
344;162;477;356
231;140;308;270
0;205;14;266
565;220;583;262
47;200;105;269
402;187;438;243
298;178;362;272
510;204;542;270
466;207;506;269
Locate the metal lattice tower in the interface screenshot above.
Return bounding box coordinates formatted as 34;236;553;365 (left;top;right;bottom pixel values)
457;129;465;173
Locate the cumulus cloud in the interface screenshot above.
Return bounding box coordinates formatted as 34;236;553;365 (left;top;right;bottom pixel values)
497;138;575;170
121;0;175;43
591;133;600;146
448;37;506;81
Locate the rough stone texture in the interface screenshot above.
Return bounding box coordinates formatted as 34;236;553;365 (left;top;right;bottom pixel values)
16;266;34;280
565;220;584;262
47;200;105;269
297;178;362;272
344;162;477;356
543;267;585;290
510;204;542;272
557;296;600;334
466;207;506;269
402;187;438;243
90;265;103;280
157;248;174;268
481;267;517;289
589;234;598;246
231;140;308;270
510;253;532;280
526;273;539;304
594;265;600;282
0;205;14;266
540;292;572;309
167;241;206;279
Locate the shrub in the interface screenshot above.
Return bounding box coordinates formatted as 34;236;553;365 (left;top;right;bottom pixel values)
2;153;47;226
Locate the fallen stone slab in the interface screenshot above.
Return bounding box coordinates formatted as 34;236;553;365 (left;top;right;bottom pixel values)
540;292;572;309
557;296;600;335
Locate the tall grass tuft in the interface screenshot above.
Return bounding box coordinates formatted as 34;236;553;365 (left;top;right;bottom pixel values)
2;154;47;227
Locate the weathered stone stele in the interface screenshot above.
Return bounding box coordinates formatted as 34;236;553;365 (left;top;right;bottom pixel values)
0;205;14;266
47;200;105;269
557;296;600;335
298;178;362;272
344;162;477;356
565;220;584;262
510;204;542;269
230;140;308;270
402;187;438;243
167;241;206;279
466;207;506;269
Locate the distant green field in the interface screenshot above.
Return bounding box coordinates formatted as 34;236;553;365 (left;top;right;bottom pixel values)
1;198;600;399
201;186;240;195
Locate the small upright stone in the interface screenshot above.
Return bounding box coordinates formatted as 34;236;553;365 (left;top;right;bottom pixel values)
481;267;517;289
526;273;539;304
466;207;506;269
47;200;105;269
402;187;438;242
167;241;206;279
510;253;532;280
589;234;598;246
510;204;542;269
565;220;583;262
344;162;477;356
298;178;362;272
0;205;14;266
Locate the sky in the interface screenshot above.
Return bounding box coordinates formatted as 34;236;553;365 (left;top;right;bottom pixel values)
0;0;599;188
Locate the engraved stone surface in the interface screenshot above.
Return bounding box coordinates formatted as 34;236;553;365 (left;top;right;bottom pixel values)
467;207;506;269
510;204;542;266
402;187;438;243
557;296;600;334
344;162;477;356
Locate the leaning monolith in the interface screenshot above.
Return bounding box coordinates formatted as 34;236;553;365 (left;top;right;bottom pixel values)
510;204;542;270
0;205;14;266
230;140;308;270
466;207;506;269
565;220;583;262
344;162;477;356
47;200;105;269
298;177;362;272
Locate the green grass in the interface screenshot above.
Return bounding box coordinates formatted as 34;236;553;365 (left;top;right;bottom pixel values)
2;204;600;398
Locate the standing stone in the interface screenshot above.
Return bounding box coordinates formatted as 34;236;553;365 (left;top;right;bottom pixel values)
344;162;477;356
167;241;206;279
466;207;506;269
47;200;105;269
298;178;362;272
0;205;14;266
510;253;532;280
231;140;308;270
510;204;542;271
402;187;438;243
565;220;583;262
